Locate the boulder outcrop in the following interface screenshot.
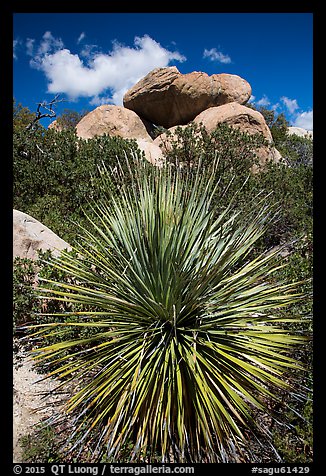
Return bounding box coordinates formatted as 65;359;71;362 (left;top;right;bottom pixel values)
67;68;283;169
153;126;187;155
193;103;281;165
75;104;164;165
135;139;164;166
123;67;251;128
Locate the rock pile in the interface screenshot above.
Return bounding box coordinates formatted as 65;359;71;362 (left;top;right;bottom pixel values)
49;66;281;166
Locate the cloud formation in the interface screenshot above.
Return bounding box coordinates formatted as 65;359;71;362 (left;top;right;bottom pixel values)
13;38;22;59
293;110;313;130
13;40;18;59
29;33;186;105
279;97;312;130
247;93;312;131
255;95;270;107
77;32;86;44
281;96;299;115
203;48;231;64
26;38;35;56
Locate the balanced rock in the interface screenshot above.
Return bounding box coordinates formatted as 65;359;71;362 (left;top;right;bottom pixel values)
124;67;180;129
13;210;71;260
123;67;251;128
76;105;152;141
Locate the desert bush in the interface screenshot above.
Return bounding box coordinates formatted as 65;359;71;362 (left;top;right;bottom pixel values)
279;134;313;167
160;122;266;172
19;424;62;463
13;127;143;244
13;257;38;331
55;108;89;130
13;250;101;360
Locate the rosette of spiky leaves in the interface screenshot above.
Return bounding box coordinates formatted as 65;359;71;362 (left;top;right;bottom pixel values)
29;155;307;463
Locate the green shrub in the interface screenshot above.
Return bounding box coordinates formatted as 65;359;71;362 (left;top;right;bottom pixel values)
278;134;313;167
269;240;313;462
13;249;101;361
19;424;62;463
55;108;89;130
255;161;312;247
161;121;266;172
272;395;313;463
13;257;38;331
256;107;289;146
13;128;143;244
13;98;36;132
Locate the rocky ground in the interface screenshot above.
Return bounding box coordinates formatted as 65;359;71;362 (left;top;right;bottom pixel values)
13;346;70;463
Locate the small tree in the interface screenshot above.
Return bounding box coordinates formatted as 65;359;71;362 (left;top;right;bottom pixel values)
25;94;65;132
55;108;89;130
13;98;35;132
257;107;289;146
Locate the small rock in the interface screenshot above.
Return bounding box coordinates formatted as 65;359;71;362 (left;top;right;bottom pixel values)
135;139;164;166
13;210;71;260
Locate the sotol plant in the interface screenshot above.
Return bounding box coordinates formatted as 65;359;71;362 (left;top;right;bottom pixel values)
29;155;309;463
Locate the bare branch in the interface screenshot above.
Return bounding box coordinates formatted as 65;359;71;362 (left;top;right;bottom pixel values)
26;94;66;132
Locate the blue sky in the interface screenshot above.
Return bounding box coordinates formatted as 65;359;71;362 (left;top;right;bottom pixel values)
13;13;313;130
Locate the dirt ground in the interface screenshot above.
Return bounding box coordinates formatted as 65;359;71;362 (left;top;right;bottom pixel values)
13;348;69;463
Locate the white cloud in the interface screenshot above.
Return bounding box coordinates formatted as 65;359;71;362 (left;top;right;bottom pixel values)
293;110;313;130
281;96;299;115
77;32;86;44
30;33;186;105
89;95;114;106
13;40;18;59
30;31;64;68
271;102;280;112
26;38;35;56
244;92;312;131
248;94;271;108
40;31;64;54
80;44;100;59
256;95;270;107
203;48;231;64
13;38;21;59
